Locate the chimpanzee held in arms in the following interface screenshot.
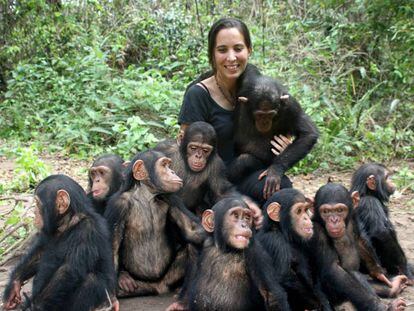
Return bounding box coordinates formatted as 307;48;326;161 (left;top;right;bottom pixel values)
3;175;118;311
351;163;414;283
311;183;407;311
184;197;290;311
257;188;332;311
104;150;205;297
87;154;124;214
229;74;319;203
155;121;261;224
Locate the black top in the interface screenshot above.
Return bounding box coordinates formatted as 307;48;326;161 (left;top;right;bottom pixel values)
178;84;235;164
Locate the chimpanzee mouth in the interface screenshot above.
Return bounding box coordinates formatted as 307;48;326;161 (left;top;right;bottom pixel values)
235;234;251;242
93;189;104;197
303;227;313;234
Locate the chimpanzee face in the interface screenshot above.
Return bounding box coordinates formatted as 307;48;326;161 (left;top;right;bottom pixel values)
223;206;253;249
34;196;43;229
383;170;396;195
186;141;213;172
154;157;183;193
319;203;348;239
290;201;313;240
89;166;112;200
253;101;278;134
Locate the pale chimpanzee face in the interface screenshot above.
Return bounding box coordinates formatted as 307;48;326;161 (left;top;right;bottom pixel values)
154;157;183;193
34;196;43;229
223;206;253;249
290;201;313;240
89;166;112;200
319;203;349;239
186;141;213;172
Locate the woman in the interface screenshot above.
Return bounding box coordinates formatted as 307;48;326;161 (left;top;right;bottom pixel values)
178;18;292;200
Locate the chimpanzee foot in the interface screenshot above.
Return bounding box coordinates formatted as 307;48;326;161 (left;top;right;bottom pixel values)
389;275;408;297
387;297;406;311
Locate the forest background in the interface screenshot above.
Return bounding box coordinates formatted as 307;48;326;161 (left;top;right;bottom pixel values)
0;0;413;259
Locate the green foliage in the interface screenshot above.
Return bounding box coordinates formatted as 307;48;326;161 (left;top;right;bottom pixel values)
0;0;413;170
0;200;33;259
10;145;51;192
394;166;414;193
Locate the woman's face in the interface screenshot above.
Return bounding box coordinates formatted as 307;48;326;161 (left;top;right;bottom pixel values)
213;27;251;82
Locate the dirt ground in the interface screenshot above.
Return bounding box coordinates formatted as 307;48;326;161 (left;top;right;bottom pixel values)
0;155;413;310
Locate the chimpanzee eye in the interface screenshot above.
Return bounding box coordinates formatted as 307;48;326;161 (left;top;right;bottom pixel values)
338;208;343;213
297;208;302;215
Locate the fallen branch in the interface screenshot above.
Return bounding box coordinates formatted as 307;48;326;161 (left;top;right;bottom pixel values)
0;231;36;266
0;223;28;245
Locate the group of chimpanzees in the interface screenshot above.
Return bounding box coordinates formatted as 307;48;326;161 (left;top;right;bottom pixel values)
2;72;413;311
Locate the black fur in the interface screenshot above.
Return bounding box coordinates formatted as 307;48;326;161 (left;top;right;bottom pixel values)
186;197;290;311
351;163;413;279
258;189;332;311
3;175;116;311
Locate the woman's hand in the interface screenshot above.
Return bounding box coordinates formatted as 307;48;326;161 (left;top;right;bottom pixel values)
271;134;292;156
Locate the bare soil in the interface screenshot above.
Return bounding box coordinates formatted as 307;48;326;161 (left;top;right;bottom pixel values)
0;155;413;310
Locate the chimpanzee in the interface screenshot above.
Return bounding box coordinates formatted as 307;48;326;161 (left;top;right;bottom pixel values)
183;196;290;311
3;174;118;311
257;188;332;310
311;182;407;310
229;74;319;203
155;121;260;221
87;154;125;214
351;163;414;283
104;149;205;297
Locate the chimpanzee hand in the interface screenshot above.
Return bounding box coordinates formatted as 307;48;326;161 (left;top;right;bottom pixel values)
3;280;22;310
258;167;281;200
242;196;263;229
271;134;292;156
118;271;137;293
387;297;406;311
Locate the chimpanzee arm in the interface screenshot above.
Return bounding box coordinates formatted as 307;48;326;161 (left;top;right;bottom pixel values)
208;156;239;200
311;227;385;311
167;194;206;245
358;235;386;277
271;112;318;176
29;223;113;311
247;242;290;311
227;154;265;182
372;230;411;277
104;194;129;272
3;234;44;303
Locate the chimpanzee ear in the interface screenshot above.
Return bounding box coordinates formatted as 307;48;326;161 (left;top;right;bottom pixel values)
201;209;215;233
122;161;131;168
132;160;148;181
366;175;376;191
267;202;281;222
351;191;360;209
56;189;70;215
238;96;248;103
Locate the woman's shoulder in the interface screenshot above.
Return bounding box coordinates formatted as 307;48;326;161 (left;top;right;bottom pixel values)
186;82;210;97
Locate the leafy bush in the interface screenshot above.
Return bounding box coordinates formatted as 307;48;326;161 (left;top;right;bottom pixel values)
9;145;51;192
0;0;413;170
